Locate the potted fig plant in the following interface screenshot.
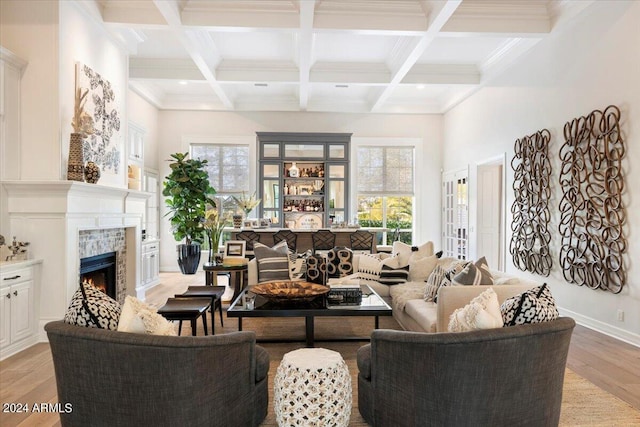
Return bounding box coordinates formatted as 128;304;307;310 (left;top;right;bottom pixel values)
163;152;216;274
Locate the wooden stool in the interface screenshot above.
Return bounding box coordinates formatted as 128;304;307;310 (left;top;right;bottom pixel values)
158;297;210;336
176;286;225;335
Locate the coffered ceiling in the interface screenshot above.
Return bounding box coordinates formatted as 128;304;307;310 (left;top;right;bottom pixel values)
87;0;592;114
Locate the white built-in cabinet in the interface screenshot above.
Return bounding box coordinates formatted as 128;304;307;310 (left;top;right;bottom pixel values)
127;121;145;190
0;260;41;361
141;241;159;288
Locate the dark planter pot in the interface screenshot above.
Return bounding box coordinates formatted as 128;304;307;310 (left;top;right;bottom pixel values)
177;243;201;274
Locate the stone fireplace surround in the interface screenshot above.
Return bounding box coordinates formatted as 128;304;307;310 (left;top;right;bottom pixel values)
79;229;126;304
1;181;150;341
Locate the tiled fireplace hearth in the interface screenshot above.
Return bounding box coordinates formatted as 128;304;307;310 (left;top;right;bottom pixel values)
2;181;150;340
79;229;126;303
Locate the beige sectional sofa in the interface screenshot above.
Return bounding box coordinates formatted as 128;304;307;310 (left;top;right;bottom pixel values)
247;254;541;333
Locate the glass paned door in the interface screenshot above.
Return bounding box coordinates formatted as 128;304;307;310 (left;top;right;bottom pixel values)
261;163;281;226
327;163;347;225
442;168;468;260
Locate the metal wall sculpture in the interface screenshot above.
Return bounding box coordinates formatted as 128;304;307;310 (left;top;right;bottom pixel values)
510;129;552;276
558;105;627;293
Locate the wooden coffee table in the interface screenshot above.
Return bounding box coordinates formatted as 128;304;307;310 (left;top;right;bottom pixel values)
227;283;392;347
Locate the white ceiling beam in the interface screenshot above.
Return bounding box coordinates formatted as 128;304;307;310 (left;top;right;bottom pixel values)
311;62;390;85
441;1;551;35
403;64;480;85
371;0;462;112
129;58;205;80
152;0;233;109
217;60;299;83
100;0;168;26
297;1;316;110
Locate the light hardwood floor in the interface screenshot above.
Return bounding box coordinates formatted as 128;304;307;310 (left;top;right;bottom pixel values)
1;272;638;426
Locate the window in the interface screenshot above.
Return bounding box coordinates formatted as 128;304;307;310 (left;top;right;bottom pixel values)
356;146;414;244
190;144;250;235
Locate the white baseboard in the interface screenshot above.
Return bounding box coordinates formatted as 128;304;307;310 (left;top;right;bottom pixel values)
558;307;640;348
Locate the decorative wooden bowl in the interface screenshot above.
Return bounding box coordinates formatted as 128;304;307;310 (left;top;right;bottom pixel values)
251;281;329;302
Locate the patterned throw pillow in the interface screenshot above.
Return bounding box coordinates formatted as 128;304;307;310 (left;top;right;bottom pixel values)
452;256;494;286
306;254;327;285
64;281;121;330
357;253;384;282
326;247;354;278
448;288;504;332
378;257;410;285
289;250;311;280
254;241;291;283
500;283;559;326
424;265;447;301
433;261;470;303
117;296;177;336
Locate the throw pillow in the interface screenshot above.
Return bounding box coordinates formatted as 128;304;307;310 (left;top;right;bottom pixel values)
117;296;177;336
501;283;560;326
305;254;327;285
254;241;291;283
289;249;311;280
326;247;354;278
378;257;410;285
357;253;384;282
424;264;447;301
452;256;494;286
409;254;439;282
433;260;470;303
392;241;434;266
64;281;121;330
448;288;504;332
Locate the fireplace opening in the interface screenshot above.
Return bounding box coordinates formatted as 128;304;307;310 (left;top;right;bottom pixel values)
80;252;117;299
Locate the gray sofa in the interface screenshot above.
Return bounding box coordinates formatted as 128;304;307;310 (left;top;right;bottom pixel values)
357;317;576;427
45;321;269;427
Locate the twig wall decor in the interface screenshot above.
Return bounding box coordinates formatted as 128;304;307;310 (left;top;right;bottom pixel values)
510;129;553;276
558;105;627;293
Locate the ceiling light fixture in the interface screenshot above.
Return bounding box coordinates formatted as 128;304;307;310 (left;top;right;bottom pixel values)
335;84;349;88
254;83;268;87
179;81;188;85
417;84;425;90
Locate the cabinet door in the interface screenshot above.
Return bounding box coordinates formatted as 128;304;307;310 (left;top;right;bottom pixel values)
326;163;348;225
0;285;10;348
150;250;160;281
10;281;34;343
142;253;152;285
260;162;282;226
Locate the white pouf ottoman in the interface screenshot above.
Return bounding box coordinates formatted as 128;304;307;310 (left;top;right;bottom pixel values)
274;348;352;427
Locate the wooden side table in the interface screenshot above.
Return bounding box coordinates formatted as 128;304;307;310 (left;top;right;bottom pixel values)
157;297;211;336
203;262;248;301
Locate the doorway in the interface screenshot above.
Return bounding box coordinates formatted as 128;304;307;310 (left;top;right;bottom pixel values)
476;155;506;271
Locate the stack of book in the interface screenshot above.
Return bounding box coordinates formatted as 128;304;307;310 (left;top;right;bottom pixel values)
327;283;362;306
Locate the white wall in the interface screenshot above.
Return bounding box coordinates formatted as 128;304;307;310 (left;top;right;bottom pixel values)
443;1;640;344
0;0;60;180
128;89;159;170
59;1;127;188
156;111;443;270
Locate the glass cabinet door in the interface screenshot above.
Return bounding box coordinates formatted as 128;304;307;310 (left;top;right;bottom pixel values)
261;163;281;226
326;163;348;225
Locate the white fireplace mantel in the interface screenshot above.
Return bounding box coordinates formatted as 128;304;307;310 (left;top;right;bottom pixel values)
1;180;152;341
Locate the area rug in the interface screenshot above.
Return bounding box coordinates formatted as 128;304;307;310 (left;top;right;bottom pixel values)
224;317;640;427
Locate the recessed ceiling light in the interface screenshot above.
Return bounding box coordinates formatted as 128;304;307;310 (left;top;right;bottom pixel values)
179;81;188;85
254;83;268;87
417;84;425;90
335;84;349;88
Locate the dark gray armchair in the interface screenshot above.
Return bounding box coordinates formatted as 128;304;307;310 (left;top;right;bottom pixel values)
45;321;269;427
357;317;575;427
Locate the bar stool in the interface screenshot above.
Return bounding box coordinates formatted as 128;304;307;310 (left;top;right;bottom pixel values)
350;229;375;253
176;286;225;335
273;229;297;252
158;297;210;336
236;230;261;258
312;229;336;255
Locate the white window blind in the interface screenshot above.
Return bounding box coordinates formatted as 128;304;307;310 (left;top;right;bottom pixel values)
191;144;250;194
357;146;414;195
